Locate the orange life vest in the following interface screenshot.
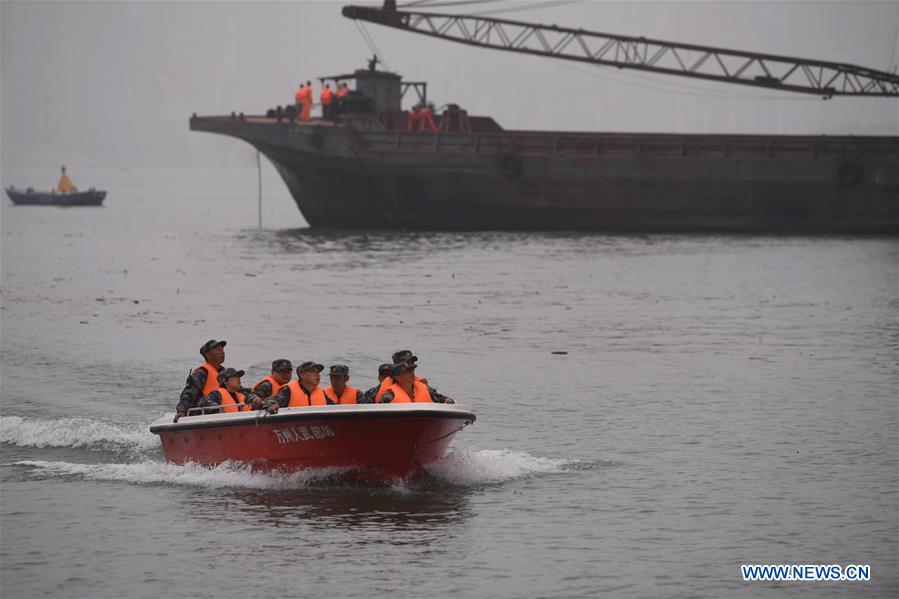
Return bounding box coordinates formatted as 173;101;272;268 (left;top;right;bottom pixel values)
283;380;327;407
320;88;333;105
253;376;284;398
418;107;437;132
295;88;304;104
214;388;248;413
383;381;433;403
323;386;360;405
336;86;349;98
195;363;221;397
374;375;426;402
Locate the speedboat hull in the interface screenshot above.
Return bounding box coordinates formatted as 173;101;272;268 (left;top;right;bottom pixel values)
149;404;476;481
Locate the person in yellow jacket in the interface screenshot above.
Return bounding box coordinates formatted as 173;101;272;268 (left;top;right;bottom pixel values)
323;364;361;404
57;166;76;193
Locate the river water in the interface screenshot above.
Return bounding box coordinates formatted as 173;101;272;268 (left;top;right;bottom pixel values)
1;167;897;598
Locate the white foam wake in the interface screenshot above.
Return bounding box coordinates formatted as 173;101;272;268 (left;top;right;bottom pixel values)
0;416;158;454
9;448;577;490
426;448;577;484
12;459;347;490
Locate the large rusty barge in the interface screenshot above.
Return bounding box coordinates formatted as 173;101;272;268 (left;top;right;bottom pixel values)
191;86;898;233
190;4;898;233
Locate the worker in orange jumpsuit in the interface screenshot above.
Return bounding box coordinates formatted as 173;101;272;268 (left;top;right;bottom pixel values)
294;83;305;117
418;104;437;132
301;80;313;122
407;106;420;131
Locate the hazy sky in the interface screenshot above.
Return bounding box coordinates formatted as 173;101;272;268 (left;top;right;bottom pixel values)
2;0;898;169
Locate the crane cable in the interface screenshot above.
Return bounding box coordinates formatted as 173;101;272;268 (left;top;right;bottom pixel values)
400;0;582;12
552;57;820;102
890;8;899;74
354;20;391;72
468;0;586;17
400;0;504;7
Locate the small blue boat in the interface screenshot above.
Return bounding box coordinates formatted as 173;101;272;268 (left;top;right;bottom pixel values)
5;166;106;206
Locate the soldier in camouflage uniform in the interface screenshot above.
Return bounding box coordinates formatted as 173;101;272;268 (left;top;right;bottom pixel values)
198;368;270;414
174;340;226;422
173;340;261;421
361;363;394;404
252;359;293;400
370;349;433;404
378;362;455;404
262;361;327;411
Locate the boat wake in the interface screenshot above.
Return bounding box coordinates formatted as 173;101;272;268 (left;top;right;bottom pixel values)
424;448;578;485
0;415;158;454
10;459;348;489
3;415;583;489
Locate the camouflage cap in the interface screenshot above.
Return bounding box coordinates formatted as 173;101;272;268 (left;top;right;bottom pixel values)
329;364;350;377
296;361;324;374
217;367;244;385
391;362;416;377
271;359;293;373
199;339;226;357
378;363;394;376
391;350;418;365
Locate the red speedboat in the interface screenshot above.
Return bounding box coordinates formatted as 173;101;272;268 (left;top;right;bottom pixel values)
149;403;476;481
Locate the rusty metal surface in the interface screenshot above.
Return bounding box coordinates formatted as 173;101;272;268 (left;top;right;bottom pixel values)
191;115;899;233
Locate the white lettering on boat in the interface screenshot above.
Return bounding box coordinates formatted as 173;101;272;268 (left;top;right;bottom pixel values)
272;425;336;444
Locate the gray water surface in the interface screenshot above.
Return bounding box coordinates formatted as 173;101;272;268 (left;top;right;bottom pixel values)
1;168;897;598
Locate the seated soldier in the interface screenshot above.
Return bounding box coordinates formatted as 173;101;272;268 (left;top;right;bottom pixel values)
252;359;293;400
379;362;455;404
262;361;327;412
323;364;361;404
373;349;430;403
174;339;227;422
198;368;271;414
361;363;394;404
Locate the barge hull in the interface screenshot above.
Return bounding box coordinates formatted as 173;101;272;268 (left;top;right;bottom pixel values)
192;116;899;233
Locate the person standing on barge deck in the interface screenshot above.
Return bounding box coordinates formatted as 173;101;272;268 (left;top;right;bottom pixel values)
320;84;334;119
301;81;313;122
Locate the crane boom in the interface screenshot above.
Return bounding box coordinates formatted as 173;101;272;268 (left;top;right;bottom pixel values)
342;3;899;98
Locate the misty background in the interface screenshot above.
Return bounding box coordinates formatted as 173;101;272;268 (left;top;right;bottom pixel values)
2;1;898;175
